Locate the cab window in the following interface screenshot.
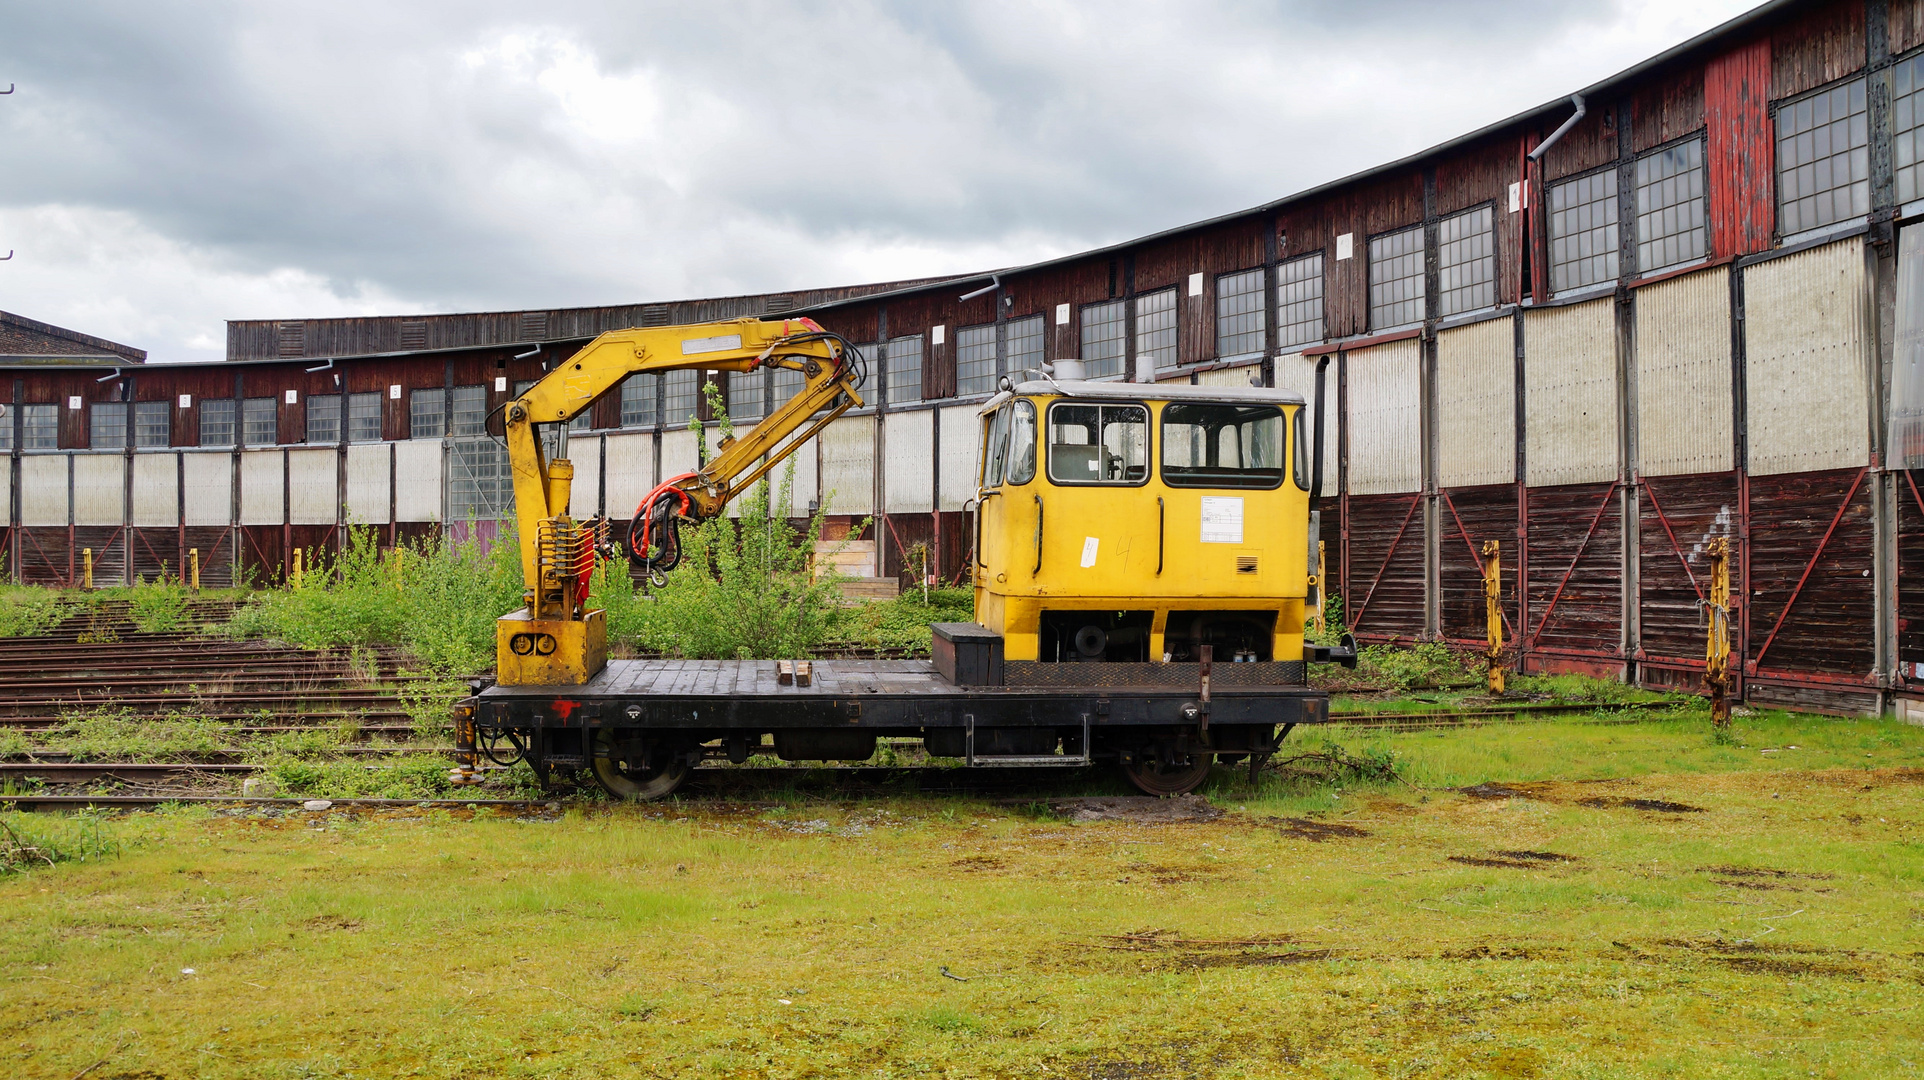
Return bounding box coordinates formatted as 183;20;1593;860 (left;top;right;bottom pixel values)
1161;403;1286;489
1293;405;1311;491
981;406;1012;487
1047;403;1148;485
1007;400;1037;484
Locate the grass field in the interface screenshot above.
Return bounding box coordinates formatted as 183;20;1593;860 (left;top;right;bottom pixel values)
3;712;1922;1079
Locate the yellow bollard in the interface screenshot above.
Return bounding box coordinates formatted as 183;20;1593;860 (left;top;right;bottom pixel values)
291;547;303;590
1482;540;1504;695
82;548;93;591
1310;540;1328;636
1705;537;1733;729
189;548;200;592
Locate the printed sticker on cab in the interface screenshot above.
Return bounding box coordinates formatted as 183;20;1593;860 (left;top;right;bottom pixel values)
1080;536;1099;568
1200;497;1244;544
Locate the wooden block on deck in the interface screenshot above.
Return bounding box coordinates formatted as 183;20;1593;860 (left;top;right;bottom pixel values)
795;660;812;688
777;659;794;686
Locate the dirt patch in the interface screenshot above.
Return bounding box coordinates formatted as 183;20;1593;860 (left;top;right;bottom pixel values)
1074;928;1327;970
1577;796;1706;813
1459;783;1534;800
949;854;1005;872
1049;796;1223;824
1123;863;1223;885
1269;817;1371;842
1697;865;1835;881
1440;943;1566;961
1448;851;1579;869
300;915;362;932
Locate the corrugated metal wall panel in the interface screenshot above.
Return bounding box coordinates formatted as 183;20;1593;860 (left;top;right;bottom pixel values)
288;448;336;525
1635;267;1734;476
72;455;124;526
603;433;654;521
938;404;980;512
1744;238;1871;477
570;435;601;519
1345;339;1422;495
131;453;178;527
345;443;390;524
0;461;9;522
1274;353;1338;487
240;450;283;526
1705;39;1774;258
1747;467;1874;676
1193;363;1260;388
19;457;65;527
784;432;818;518
393;441;441;522
820;416;875;516
660;428;698;483
1436;318;1515;487
1526;480;1623;657
182;453;232;526
883;410;934;514
1524;298;1618;486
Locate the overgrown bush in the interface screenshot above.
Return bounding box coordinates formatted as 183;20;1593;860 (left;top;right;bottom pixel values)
847;587;974;654
1355;641;1472;691
126;574;190;633
0;587;66;638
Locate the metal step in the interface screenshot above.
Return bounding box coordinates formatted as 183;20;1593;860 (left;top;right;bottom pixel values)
964;716;1092;767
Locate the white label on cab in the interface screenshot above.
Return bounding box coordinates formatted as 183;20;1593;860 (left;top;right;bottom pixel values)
1081;536;1099;568
681;334;743;355
1200;496;1244;544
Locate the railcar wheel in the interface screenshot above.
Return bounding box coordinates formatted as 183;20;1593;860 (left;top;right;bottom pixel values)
590;729;692;801
1121;748;1212;796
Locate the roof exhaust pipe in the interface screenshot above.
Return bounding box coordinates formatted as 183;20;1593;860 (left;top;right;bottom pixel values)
1527;95;1586;162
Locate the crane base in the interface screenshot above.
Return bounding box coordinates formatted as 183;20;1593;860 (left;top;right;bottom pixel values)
496;607;608;686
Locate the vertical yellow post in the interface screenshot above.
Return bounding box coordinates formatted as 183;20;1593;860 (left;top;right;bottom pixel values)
82;548;93;591
291;547;303;590
1705;537;1732;729
1482;540;1504;694
1310;540;1328;636
189;548;200;592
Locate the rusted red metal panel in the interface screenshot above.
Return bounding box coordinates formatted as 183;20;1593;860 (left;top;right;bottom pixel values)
1135;219;1266;367
1705;38;1774;258
1439;484;1517;643
1745;467;1874;679
130;527;181;581
1631;66;1706;153
16;528;72;585
1637;472;1739;663
1343;492;1425;641
1771;1;1866;100
1006;259;1110;369
240;524;286;586
813;304;880;349
1524;481;1623;659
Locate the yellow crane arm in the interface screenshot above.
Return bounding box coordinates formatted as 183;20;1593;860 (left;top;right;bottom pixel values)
505;316;866;606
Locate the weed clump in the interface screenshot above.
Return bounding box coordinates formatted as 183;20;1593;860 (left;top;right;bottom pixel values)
125;574;190;633
0;587;67;638
1355;641;1472;691
0;812;118;875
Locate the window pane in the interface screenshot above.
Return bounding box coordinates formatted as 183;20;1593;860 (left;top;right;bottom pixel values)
1079;300;1125;378
448;437;512;522
1216;268;1266;360
1161;403;1286;489
772;366;805;410
1277;253;1325;349
1437;205;1496;316
1047;403;1148;484
621;374;657;427
243;398;277;446
1898;54;1924;203
1369;226;1425;329
0;404;10;451
1635;137;1707;274
91;402;126;448
725;371;764;421
451;385;487;436
664;369;700;425
410;388;446;439
957;323;997;397
135;401;170;448
1550;168;1618;291
348;392;382;442
306;394;341;444
1007;400;1037;484
886;334;922;405
1007;314;1044;378
1134;288;1177;374
982;406;1012;487
198;399;235;448
1777;77;1869;235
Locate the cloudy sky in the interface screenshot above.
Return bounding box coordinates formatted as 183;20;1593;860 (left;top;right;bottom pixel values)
1;0;1759;363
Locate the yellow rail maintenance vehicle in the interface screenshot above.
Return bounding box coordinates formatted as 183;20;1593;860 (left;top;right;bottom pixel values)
460;318;1353;799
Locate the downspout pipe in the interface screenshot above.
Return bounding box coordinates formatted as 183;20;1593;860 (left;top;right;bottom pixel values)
1309;355;1329;514
1526;95;1586;162
958;273;1001;302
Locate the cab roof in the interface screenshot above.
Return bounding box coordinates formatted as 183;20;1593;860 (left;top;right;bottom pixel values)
985;379;1306;413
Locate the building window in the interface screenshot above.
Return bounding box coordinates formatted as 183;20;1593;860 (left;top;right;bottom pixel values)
1080;299;1125;378
886;334;923;405
1635;138;1707;274
451;385;488;437
664;369;700;425
1216;268;1265;360
727;371;765;421
1134;288;1178;374
410;388;446;439
1777;77;1869;236
135;401;169;448
1550;168;1618;292
0;404;9;451
448;438;512;522
198;400;235;447
1896;54;1924;203
1437;205;1496;316
25;404;59;449
773;365;805;408
956;323;997;397
1007;314;1044;379
90;402;126;449
621;374;657;427
348;392;382;442
242;398;277;446
1369;226;1425;329
307;395;341;444
1277;253;1325;350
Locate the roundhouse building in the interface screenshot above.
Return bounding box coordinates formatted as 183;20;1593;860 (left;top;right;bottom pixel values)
7;0;1924;715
